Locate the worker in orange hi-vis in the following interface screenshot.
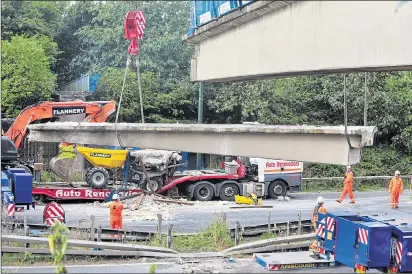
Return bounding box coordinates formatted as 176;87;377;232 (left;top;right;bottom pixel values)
109;194;124;229
389;170;403;209
337;165;356;204
309;196;327;250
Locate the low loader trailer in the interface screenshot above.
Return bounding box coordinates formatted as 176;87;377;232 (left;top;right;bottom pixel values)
32;182;142;203
32;157;304;203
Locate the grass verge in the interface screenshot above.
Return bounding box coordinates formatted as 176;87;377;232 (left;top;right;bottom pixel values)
150;214;233;252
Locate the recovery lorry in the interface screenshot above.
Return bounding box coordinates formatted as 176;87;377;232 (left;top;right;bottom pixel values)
1;100;116;173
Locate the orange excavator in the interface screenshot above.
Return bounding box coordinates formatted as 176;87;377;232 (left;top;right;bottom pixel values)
1;100;116;174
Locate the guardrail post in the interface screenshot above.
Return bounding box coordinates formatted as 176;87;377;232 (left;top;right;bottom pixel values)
97;225;102;242
267;210;272;233
298;211;302;235
235;221;240;246
157;214;162;239
167;224;173;249
23;215;29;248
90;215;96;241
286;220;290;236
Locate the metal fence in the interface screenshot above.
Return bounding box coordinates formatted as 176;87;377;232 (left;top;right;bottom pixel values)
20;139;59;171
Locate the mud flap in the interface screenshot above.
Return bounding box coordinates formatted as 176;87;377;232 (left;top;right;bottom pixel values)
49;157;75;182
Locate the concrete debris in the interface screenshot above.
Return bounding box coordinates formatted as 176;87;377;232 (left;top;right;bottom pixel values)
182;264;216;273
277;196;291;202
123;195;192;221
130;149;182;167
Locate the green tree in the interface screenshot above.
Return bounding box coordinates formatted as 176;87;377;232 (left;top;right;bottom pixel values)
1;35;57;116
1;1;67;40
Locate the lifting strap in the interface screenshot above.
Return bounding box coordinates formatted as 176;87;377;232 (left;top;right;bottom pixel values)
343;74;354;149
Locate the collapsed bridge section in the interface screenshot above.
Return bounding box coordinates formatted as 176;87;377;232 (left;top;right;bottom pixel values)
28;122;377;165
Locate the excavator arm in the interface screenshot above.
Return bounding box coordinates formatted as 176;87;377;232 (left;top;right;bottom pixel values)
4;100;116;149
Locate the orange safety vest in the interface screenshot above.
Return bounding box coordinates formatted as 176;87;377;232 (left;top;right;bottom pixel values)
389;177;403;193
344;171;354;185
312;204;327;224
109;201;123;220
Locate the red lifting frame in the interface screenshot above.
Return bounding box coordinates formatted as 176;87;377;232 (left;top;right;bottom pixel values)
124;10;146;56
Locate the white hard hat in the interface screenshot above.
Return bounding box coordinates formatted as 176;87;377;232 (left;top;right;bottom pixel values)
112;194;120;200
347;165;351;169
317;196;324;204
395;170;400;175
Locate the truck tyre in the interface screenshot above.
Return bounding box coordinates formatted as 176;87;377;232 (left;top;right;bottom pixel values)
86;167;109;189
33;194;45;203
145;177;163;192
219;183;239;201
268;180;287;199
15;164;32;175
193;182;214;201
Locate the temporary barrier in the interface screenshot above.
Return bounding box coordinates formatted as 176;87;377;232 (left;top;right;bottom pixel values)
239;0;254;7
196;1;217;26
214;1;239;17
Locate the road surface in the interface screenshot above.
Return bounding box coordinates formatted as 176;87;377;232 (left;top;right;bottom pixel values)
2;259;382;273
20;191;412;233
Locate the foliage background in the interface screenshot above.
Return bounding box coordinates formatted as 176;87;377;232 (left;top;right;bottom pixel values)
1;1;411;177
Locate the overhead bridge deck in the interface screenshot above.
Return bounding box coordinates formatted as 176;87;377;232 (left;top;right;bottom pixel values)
28;122;376;165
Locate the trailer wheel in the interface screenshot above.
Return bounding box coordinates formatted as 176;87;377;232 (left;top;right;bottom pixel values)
86;167;109;189
219;183;239;201
194;183;214;201
144;177;163;192
268;180;287;199
33;194;45;203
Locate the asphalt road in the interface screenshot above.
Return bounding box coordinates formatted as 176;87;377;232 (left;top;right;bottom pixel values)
2;259;383;273
19;191;412;233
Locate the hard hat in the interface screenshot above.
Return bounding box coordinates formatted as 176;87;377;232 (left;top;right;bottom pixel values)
395;170;400;175
112;194;119;200
317;196;324;204
347;165;351;169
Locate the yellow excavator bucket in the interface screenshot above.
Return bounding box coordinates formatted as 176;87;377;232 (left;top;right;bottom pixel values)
49;156;76;182
49;144;77;182
76;146;128;169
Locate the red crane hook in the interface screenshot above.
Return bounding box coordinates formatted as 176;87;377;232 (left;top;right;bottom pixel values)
124;10;146;55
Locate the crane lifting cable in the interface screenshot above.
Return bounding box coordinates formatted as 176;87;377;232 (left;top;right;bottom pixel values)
343;74;354;150
106;10;152;200
114;10;147;149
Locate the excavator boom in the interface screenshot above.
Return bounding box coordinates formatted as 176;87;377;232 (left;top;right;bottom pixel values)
4;100;116;148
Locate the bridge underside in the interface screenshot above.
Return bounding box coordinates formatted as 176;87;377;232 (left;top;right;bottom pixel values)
28;123;377;165
185;1;412;82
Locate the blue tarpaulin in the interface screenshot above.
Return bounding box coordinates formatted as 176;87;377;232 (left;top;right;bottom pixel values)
187;1;255;37
89;73;101;93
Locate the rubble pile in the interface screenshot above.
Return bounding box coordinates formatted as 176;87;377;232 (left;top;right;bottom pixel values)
130;149;182;168
123;194;191;221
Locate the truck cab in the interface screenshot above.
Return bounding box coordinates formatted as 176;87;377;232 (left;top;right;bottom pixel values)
248;158;303;198
1;136;33;174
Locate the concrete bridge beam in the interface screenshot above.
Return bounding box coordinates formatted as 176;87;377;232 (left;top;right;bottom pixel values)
28;123;377;165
